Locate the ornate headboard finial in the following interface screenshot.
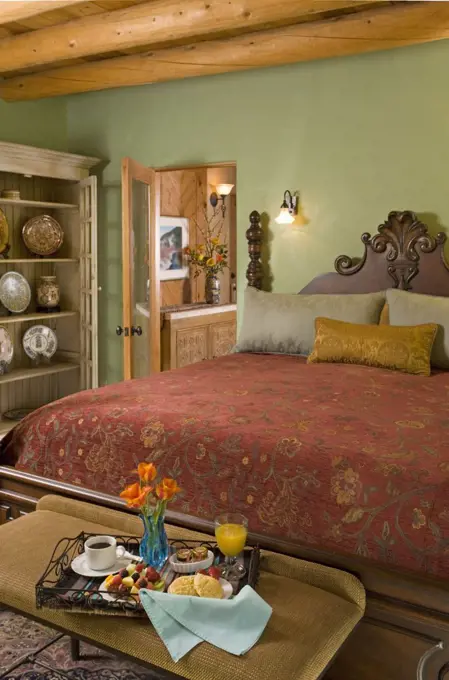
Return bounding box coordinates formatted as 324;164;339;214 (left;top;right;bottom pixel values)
335;210;448;291
246;210;263;289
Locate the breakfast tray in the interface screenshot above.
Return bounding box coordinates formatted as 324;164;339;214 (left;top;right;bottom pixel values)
36;532;260;618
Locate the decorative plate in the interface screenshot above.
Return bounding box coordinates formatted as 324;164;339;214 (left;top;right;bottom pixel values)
0;271;31;313
23;325;57;360
0;325;13;365
0;209;9;256
3;408;33;421
22;214;64;256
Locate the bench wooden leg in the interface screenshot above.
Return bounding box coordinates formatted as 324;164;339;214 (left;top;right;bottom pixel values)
70;638;80;661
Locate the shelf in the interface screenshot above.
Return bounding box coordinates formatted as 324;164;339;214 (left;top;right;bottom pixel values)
0;198;77;210
0;362;79;385
0;418;16;437
0;311;78;325
0;258;78;264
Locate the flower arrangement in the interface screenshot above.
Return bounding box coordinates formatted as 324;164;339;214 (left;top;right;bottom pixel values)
120;463;181;568
185;238;229;277
184;210;229;278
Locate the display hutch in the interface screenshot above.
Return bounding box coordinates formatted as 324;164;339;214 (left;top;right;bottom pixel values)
0;141;100;438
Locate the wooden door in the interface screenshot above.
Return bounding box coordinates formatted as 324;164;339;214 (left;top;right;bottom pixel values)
121;158;160;380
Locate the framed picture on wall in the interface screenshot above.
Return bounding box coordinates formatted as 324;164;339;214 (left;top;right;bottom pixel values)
159;216;189;281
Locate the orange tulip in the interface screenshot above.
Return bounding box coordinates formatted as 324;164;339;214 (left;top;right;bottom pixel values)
156;477;181;501
120;482;153;508
136;462;157;483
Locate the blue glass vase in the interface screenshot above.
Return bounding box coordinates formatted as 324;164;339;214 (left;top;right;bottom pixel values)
139;512;169;570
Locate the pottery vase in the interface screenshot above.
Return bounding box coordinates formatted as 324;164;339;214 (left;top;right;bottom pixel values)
205;273;220;305
37;276;60;310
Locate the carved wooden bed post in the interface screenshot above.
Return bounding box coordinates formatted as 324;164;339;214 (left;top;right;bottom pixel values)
246;210;263;289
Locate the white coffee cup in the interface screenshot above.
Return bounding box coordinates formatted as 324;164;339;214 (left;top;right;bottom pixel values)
84;535;126;571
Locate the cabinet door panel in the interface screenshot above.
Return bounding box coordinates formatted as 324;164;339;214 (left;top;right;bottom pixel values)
176;327;208;368
209;321;236;359
79;175;98;389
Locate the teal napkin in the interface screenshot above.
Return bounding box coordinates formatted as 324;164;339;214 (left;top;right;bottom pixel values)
139;585;272;662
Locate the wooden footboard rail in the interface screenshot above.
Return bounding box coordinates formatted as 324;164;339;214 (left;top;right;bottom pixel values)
2;464;449;680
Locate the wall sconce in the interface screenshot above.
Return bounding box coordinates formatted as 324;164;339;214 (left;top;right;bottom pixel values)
210;183;234;217
275;190;298;224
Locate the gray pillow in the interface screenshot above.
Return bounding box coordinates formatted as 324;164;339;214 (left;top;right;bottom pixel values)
236;287;386;356
387;288;449;369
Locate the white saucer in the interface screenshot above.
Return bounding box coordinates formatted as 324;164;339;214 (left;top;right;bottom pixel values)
71;553;130;578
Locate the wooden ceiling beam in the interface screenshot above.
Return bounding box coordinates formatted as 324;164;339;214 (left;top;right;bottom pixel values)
1;1;447;102
0;0;86;25
0;0;380;74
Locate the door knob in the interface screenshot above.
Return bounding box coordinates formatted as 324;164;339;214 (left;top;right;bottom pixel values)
131;326;143;336
116;326;129;336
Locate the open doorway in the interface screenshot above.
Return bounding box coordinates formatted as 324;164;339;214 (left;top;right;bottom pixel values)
157;163;237;308
121;159;237;379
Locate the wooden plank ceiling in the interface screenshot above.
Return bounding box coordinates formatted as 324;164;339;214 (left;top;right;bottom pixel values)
0;0;447;101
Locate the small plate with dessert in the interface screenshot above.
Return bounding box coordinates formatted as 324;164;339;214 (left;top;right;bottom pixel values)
169;545;214;573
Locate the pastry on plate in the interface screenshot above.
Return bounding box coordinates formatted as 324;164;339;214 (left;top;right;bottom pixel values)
168;575;197;596
193;573;223;599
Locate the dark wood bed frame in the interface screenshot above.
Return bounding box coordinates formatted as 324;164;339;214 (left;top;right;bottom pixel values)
2;209;449;680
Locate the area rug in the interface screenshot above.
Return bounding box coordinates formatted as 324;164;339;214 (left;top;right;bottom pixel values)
0;609;160;680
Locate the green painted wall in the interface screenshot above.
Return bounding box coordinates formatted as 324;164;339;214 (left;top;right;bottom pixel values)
66;39;449;385
0;99;67;150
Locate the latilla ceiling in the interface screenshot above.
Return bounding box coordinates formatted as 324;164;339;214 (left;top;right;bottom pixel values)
0;0;447;101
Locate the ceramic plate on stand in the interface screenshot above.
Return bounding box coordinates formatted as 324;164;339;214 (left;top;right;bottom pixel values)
0;272;31;314
22;325;57;360
0;209;9;256
0;326;13;365
22;214;64;256
3;408;34;421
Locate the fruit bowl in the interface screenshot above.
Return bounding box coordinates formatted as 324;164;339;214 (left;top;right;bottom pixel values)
169;549;214;574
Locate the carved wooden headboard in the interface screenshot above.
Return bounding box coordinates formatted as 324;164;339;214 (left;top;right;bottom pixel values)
245;210;449;296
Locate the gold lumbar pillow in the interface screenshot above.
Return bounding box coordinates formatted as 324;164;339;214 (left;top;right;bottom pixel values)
307;317;438;376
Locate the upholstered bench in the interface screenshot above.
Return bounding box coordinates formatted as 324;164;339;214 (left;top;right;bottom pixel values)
0;495;365;680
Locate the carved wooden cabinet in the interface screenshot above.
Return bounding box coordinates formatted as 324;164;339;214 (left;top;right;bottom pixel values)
161;304;236;371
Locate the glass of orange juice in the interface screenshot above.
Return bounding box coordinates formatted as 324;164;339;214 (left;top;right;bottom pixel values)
215;513;248;580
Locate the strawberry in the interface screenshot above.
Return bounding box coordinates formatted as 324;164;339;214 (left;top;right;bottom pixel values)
135;563;145;573
137;577;148;589
145;567;160;583
111;574;122;586
208;566;221;580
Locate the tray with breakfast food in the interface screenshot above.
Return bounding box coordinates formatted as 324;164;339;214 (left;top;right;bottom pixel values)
35;533;260;617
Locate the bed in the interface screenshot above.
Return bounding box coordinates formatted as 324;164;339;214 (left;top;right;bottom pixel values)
2;209;449;680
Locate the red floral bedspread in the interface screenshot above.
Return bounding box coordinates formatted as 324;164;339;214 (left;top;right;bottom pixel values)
2;353;449;578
